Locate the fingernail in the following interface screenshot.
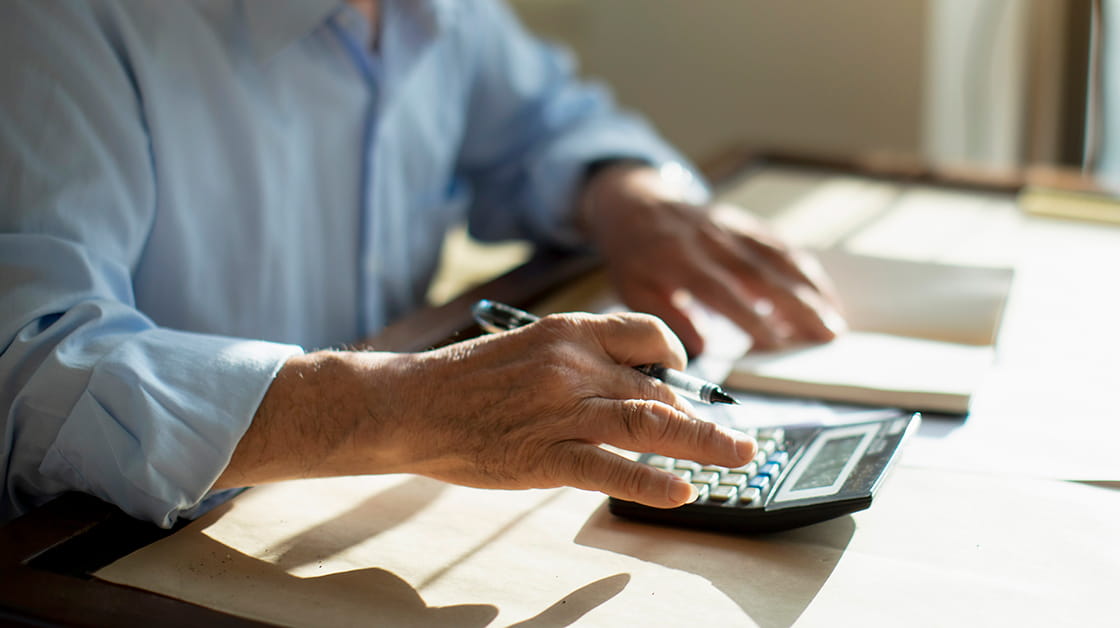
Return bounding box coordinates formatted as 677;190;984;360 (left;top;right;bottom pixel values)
823;307;848;336
668;479;699;505
734;433;757;462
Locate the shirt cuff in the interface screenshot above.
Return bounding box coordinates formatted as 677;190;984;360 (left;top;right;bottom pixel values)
39;329;303;527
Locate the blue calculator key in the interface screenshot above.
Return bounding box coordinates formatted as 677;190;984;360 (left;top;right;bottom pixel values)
769;451;789;467
748;475;770;492
759;462;782;478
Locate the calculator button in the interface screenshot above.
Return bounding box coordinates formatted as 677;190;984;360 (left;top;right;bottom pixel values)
691;483;710;502
758;438;778;456
757;427;785;443
752;451;768;466
674;460;702;473
738;486;761;505
646;455;674;469
701;464;728;473
709;485;737;503
692;471;720;488
719;473;748;489
672;469;693;483
733;461;758;478
759;462;782;478
768;451;789;467
748;475;770;492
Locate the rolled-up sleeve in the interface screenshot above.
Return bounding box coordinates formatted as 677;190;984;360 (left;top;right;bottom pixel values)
0;4;301;527
456;0;706;248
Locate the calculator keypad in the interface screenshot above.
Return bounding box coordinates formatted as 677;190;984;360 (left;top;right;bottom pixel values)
642;431;788;508
612;414;919;533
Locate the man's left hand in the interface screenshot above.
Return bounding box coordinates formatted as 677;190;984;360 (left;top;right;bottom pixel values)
578;163;846;356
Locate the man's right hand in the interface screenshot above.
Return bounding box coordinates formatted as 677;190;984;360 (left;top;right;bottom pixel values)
217;311;756;509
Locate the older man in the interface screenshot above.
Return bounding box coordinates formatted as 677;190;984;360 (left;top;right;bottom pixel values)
0;0;841;527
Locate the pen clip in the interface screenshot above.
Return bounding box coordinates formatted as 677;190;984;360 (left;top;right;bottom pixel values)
472;299;540;333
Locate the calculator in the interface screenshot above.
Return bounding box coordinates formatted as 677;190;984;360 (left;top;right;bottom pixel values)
608;411;920;533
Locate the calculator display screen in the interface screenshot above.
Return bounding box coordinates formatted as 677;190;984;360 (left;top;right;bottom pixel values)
772;422;878;503
791;435;863;491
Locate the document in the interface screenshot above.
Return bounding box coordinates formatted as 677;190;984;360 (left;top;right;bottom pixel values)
723;249;1015;414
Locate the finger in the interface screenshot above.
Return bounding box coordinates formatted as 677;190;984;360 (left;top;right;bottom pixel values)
708;205;846;335
709;204;821;290
784;247;844;310
589;360;695;414
584;397;755;469
564;311;688;371
616;283;705;357
740;243;846;326
734;266;845;343
553;442;699;508
702;230;845;343
677;258;785;350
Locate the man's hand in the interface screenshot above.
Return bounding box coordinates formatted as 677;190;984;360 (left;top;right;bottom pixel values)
579;164;846;355
218;312;756;509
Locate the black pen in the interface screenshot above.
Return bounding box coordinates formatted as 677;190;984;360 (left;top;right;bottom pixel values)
471;299;738;405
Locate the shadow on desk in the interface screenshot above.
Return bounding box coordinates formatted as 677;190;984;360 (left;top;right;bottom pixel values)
94;477;635;627
574;503;854;628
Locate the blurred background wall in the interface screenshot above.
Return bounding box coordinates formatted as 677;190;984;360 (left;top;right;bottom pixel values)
1094;0;1119;187
510;0;1095;171
430;1;1104;304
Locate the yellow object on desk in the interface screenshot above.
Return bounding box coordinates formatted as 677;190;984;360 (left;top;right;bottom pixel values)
1019;185;1120;225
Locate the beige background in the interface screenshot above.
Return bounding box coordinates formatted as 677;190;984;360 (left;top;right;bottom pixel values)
511;1;1079;167
512;1;927;162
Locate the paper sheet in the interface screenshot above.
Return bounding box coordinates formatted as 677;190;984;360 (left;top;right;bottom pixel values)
727;332;993;414
96;469;1120;627
713;168;1120;479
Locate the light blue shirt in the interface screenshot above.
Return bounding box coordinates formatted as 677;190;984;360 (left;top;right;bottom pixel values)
0;0;694;526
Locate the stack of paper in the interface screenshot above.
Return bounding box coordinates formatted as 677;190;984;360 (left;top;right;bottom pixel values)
724;249;1014;414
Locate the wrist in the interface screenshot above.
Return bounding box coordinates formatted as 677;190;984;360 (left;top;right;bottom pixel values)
577;161;708;240
218;349;416;487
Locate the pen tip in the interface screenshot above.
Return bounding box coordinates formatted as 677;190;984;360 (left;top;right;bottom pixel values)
710;389;738;405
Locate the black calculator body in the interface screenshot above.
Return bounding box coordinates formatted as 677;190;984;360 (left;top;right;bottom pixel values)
609;412;920;534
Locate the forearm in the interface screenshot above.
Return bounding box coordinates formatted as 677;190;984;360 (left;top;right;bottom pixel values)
215;314;756;510
216;350;413;489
